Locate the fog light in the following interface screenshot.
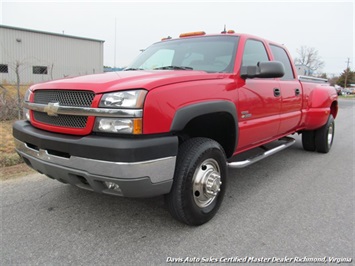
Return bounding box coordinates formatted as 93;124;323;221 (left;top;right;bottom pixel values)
104;181;121;191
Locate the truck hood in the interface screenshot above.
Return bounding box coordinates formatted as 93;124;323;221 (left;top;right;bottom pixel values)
31;71;224;93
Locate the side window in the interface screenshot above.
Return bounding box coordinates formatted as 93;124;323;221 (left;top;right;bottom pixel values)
242;40;269;66
270;45;294;80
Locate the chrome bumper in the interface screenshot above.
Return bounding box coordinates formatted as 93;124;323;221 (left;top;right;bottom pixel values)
15;138;176;197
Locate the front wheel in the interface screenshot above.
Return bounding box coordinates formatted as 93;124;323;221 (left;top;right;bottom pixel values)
165;138;227;225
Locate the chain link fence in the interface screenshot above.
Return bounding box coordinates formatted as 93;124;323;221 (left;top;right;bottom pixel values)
0;84;27;121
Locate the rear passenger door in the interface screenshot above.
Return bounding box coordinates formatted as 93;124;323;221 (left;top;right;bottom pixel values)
237;39;281;150
270;44;302;134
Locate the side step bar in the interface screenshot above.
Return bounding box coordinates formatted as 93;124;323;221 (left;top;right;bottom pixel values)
227;137;296;169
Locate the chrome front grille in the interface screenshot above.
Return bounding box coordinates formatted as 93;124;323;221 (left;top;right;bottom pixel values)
33;90;94;129
34;90;94;107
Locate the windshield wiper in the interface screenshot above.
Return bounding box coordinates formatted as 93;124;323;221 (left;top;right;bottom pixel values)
153;66;193;70
124;67;144;71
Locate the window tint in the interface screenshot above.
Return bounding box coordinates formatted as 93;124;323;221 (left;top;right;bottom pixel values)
270;45;294;80
242;40;269;66
33;66;48;75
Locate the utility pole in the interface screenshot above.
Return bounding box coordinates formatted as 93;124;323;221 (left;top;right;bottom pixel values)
114;18;117;68
344;57;350;89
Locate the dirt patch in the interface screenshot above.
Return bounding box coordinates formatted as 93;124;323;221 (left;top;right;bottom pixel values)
0;163;36;181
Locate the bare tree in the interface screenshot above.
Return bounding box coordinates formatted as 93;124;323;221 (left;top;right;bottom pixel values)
50;63;54;80
15;61;22;120
0;84;17;120
295;46;325;74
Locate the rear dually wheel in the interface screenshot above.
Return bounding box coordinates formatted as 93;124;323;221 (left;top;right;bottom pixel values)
302;115;335;154
315;115;335;153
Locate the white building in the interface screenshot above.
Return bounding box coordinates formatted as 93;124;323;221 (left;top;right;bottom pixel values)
0;25;104;84
295;64;312;76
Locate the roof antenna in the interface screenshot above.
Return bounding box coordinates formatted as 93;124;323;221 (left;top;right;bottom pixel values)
221;25;227;34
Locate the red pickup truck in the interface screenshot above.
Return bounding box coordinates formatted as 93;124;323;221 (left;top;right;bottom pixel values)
13;31;338;225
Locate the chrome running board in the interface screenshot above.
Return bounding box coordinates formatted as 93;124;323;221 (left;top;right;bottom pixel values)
227;137;295;169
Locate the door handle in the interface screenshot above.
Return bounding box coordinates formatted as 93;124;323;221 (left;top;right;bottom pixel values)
274;88;281;97
295;88;300;96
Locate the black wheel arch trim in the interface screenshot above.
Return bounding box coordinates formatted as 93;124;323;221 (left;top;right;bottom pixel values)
170;100;238;157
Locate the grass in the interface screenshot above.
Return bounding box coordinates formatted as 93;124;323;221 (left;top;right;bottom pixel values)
339;94;355;99
1;84;29;95
1;85;30;119
0;84;30;167
0;119;36;180
0;120;23;167
0;162;36;180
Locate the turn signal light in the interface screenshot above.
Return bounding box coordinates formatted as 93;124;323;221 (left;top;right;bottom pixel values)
132;118;142;134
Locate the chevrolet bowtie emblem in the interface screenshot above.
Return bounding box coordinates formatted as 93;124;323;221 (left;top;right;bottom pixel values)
44;102;60;116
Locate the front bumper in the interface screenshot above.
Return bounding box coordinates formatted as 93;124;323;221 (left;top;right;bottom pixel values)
13;121;178;197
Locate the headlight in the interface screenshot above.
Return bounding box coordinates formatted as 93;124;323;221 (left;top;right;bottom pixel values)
94;118;142;134
95;89;146;134
23;88;33;121
99;90;147;108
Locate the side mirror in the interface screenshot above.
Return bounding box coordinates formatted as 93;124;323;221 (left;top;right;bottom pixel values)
240;61;285;79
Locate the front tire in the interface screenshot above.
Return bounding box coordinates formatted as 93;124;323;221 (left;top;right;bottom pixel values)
165;138;227;225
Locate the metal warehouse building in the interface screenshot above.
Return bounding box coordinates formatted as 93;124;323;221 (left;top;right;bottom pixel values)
0;25;104;84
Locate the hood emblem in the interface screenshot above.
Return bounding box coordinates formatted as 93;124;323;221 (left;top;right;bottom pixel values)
44;102;60;116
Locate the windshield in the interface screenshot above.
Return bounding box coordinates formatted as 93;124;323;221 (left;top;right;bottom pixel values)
126;36;239;73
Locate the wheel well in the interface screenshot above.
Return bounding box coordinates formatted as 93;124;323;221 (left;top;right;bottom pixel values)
331;101;338;118
178;112;236;158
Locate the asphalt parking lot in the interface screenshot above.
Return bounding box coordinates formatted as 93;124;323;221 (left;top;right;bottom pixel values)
1;99;354;265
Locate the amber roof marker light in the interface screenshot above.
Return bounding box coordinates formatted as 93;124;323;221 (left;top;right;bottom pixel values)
221;25;235;34
161;36;172;41
179;31;206;38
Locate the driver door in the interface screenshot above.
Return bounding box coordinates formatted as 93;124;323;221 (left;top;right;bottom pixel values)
237;39;281;151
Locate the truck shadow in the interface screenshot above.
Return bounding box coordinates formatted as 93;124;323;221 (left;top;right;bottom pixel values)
37;136;317;234
226;135;308;201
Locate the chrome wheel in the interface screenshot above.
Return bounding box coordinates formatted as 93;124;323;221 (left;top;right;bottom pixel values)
165;137;227;225
192;158;222;208
315;115;335;154
327;122;334;148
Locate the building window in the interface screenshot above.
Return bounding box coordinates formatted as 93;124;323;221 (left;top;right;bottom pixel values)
33;66;48;75
0;64;9;73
